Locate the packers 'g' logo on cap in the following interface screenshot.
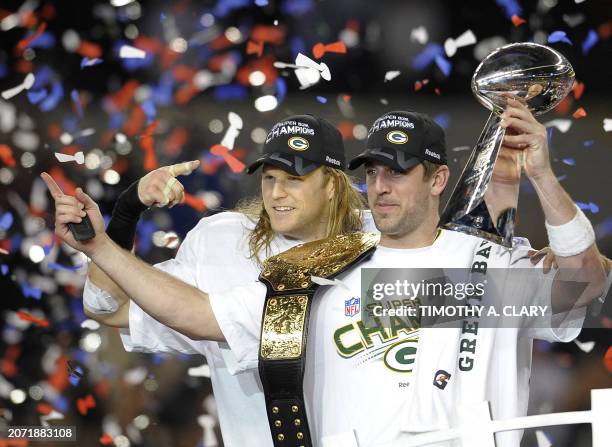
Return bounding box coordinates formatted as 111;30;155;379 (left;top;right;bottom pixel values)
386;130;409;145
287;136;309;151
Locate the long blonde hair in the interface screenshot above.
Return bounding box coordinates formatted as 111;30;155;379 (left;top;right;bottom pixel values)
235;166;366;264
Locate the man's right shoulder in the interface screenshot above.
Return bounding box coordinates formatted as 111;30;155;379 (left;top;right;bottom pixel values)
190;211;257;237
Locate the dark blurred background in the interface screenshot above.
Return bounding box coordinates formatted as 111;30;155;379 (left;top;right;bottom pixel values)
0;0;610;446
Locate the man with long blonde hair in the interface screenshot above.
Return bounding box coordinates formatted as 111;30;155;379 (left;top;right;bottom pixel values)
43;114;370;447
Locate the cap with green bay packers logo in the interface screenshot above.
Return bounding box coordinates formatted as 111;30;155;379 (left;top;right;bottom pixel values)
245;114;345;176
348;110;447;171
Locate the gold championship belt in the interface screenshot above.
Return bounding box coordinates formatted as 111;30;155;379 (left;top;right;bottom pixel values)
258;232;379;447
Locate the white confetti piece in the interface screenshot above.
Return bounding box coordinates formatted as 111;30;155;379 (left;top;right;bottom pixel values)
123;366;148;385
444;30;477;57
81;319;101;331
119;45;146;59
410;26;428;45
545;119;572;133
384;71;401;82
275;53;331;89
198;414;219;447
603;118;612;132
40;410;64;428
574;339;595;353
220;112;242;150
535;430;552;447
311;276;351;291
188;364;211;378
452;145;472;152
111;0;135;6
1;73;35;100
54;151;85;165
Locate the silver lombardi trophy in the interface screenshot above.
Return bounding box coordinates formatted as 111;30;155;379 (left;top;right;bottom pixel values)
439;42;575;247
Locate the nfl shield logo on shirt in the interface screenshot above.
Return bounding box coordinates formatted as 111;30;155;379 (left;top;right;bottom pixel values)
345;297;360;317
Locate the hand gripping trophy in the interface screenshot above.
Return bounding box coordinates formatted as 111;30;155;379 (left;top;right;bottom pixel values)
439;42;575;247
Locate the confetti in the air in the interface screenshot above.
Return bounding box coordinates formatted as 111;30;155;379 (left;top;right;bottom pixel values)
572;107;587;119
511;15;527;26
603;118;612;132
410;26;428;44
545;119;572;133
384;71;401;82
54;151;85;165
220;112;243;150
119;45;146;59
444;30;476;57
574;339;595;353
312;40;347;59
1;73;35;99
548;30;573;45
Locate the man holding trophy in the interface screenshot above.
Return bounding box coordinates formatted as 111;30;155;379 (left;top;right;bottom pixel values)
40;43;608;446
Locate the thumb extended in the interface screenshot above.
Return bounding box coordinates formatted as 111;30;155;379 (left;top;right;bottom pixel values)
75;187;96;208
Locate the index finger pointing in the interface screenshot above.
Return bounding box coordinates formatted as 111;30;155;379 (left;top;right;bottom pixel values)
167;160;200;177
40;172;65;199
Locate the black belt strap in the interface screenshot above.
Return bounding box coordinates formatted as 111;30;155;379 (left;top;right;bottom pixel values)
257;233;379;447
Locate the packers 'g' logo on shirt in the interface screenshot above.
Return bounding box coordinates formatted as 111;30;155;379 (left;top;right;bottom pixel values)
288;136;309;151
383;339;418;373
386;130;408;145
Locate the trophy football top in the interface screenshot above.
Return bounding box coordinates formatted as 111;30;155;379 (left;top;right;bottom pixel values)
472;42;575;116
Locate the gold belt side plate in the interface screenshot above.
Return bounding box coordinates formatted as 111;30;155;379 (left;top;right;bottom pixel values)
260;294;309;360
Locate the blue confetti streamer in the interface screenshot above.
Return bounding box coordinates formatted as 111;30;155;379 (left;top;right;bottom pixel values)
152;72;174;106
40;81;64;112
583;140;594;147
26;31;55;49
31;66;53;90
0;64;7;78
594;217;612;238
214;0;251;17
495;0;522;19
581;29;598;55
548;31;573;45
288;36;306;60
275;78;287;104
433;113;450;129
255;0;269;5
434;55;452;77
412;43;444;70
141;98;156;122
575;201;599;214
0;211;14;231
316;95;327;104
47;262;82;272
21;282;42;300
80;57;103;69
1;264;8;275
26;89;47;104
71;89;83;117
281;0;314;16
213;84;248;101
561;158;575;166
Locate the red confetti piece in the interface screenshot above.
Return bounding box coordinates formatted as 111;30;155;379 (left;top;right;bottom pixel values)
133;35;162;54
415;81;423;91
47;123;61;139
572;81;585;100
553;96;573;115
342;95;351;102
164;128;189;156
77;394;96;416
236;56;278;86
14;59;33;73
312;41;347;59
48;167;77;195
123;105;146;137
1;345;20;378
139;120;158;171
598;20;612;39
346;18;360;32
37;403;55;415
16;22;47;53
16;311;49;328
161;46;181;69
77;41;102;58
511;15;526;26
209;34;233;51
210;144;246;173
572;107;587;119
434;88;441;95
174;83;198;105
172;64;196;82
0;144;16;167
604;346;612;373
40;3;56;20
336;121;354;140
0;439;29;446
250;25;286;45
109;80;139;110
47;356;69;392
246;40;264;57
183;192;207;213
99;434;114;445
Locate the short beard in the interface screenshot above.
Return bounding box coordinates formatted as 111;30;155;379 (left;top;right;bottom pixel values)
373;199;429;237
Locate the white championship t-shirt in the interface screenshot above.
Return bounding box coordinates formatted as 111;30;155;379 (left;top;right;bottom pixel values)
210;230;587;447
85;210;377;447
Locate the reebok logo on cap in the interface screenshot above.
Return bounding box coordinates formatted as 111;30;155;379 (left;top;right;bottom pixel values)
325;155;341;166
425;148;441;160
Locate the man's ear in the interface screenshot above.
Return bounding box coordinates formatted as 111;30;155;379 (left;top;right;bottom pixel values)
431;165;450;197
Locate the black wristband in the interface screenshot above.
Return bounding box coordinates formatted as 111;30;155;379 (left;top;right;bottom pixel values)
106;180;149;250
